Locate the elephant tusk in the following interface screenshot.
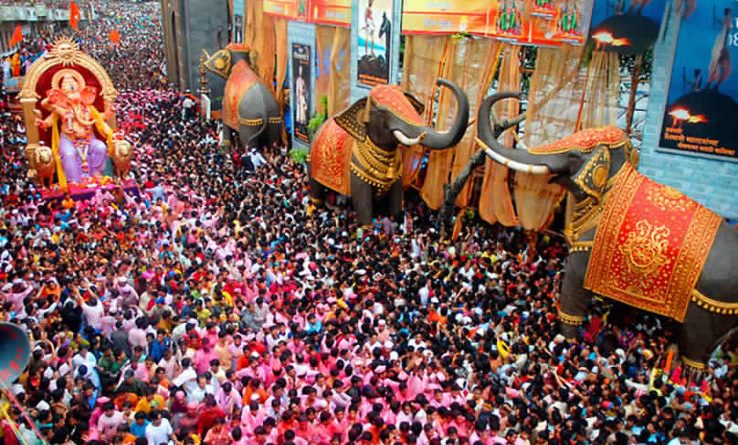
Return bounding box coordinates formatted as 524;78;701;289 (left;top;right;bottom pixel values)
482;147;550;175
393;130;426;146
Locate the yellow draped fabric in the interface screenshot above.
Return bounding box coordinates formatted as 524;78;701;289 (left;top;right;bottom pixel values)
274;18;289;106
400;36;501;209
51;115;66;189
244;0;276;93
449;41;502;207
577;51;620;130
512;46;619;231
400;36;448;189
422;38;503;209
478;45;521;227
316;26;351;116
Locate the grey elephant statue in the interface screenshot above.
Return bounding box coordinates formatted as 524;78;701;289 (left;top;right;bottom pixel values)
308;79;469;226
202;43;283;150
474;92;737;370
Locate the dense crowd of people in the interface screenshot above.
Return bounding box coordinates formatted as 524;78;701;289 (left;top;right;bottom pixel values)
0;1;737;445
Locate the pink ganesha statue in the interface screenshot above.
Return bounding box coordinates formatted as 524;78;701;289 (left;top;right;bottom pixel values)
35;69;118;184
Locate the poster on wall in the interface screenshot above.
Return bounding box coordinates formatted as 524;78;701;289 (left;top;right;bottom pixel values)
292;43;312;144
493;0;593;46
356;0;393;87
589;0;667;55
658;1;738;161
233;0;245;43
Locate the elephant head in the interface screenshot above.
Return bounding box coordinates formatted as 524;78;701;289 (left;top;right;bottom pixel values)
335;78;470;151
476;92;639;207
202;44;257;79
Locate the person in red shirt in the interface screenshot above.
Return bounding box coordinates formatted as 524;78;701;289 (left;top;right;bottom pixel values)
196;395;226;438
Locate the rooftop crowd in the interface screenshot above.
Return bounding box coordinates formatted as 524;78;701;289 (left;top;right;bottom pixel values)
0;1;737;445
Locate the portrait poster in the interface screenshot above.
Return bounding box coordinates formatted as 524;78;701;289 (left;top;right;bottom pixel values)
356;0;393;87
589;0;667;54
492;0;593;46
658;1;738;161
233;0;245;43
292;43;312;144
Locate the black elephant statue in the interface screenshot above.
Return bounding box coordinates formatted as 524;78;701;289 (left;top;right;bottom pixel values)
308;79;469;226
473;92;738;370
202;43;282;151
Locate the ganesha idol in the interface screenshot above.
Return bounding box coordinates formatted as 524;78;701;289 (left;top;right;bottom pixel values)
20;37;132;189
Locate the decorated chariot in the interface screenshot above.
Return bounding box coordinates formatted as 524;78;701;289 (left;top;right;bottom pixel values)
19;37;133;196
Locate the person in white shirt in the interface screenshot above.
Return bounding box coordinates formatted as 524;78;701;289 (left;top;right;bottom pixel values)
145;410;173;445
182;93;195;121
172;357;198;396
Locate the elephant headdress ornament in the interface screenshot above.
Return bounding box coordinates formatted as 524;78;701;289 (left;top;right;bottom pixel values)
475;92;738;370
309;79;470;226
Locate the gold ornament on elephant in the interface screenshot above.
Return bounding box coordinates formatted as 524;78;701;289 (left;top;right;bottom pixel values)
619;220;671;290
352;138;402;195
646;186;694;213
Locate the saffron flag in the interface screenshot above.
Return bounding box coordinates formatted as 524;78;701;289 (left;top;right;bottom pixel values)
69;1;81;31
109;29;120;45
9;24;22;47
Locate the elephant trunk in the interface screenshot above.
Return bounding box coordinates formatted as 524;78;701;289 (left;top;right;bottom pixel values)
420;79;470;149
477;92;571;174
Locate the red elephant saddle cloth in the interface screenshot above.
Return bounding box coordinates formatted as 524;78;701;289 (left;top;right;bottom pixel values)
310;120;353;196
529;126;627;154
584;163;722;322
222;60;260;130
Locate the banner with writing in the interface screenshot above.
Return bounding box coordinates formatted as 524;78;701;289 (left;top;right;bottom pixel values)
658;1;738;161
311;0;351;26
401;0;495;35
264;0;309;21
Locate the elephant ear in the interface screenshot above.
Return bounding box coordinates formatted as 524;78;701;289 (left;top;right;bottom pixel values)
571;145;611;204
403;93;425;116
334;98;368;142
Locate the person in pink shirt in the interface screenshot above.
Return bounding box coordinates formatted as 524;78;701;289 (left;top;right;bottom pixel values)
194;338;217;375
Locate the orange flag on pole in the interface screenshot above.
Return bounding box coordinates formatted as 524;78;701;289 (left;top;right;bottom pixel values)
9;24;22;47
69;1;81;31
109;29;120;45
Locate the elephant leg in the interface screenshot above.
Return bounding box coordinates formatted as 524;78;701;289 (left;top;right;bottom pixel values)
386;180;404;223
558;251;592;338
677;304;736;371
239;119;265;150
440;150;487;232
309;174;325;207
350;171;374;227
221;126;234;151
266;121;283;151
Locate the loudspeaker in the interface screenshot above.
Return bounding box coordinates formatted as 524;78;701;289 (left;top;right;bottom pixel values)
0;323;31;384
